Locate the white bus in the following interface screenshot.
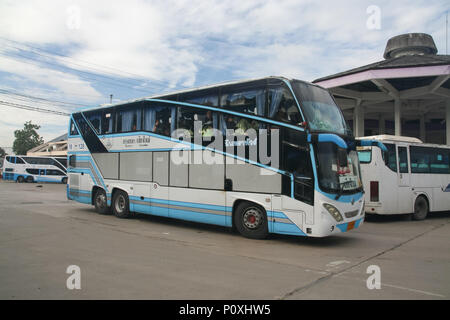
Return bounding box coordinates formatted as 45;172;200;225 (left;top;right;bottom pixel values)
357;135;450;220
2;155;68;183
67;76;377;239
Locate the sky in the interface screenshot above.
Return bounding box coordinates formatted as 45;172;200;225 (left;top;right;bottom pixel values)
0;0;448;151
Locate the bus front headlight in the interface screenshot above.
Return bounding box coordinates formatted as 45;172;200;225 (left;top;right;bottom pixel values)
323;203;343;222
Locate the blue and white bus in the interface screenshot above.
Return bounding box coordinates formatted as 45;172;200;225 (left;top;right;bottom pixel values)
67;76;377;238
2;155;67;183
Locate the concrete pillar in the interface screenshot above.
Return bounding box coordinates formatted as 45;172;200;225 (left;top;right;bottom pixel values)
353;102;364;137
394;99;401;136
446;99;450;146
379;114;386;134
419;115;426;142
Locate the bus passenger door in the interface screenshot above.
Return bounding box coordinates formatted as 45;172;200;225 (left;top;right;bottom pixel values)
396;145;412;213
150;152;169;217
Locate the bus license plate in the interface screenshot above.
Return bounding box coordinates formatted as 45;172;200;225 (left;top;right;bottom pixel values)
339;176;357;190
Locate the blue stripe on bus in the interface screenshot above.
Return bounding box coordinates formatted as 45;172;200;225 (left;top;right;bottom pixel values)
168;208;226;226
2;173;64;183
77;189;297;223
273;222;307;236
67;188;91;203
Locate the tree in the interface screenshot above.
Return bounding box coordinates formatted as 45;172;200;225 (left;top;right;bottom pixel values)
12;121;44;155
0;147;5;158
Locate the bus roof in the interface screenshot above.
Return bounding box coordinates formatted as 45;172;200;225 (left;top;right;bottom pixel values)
357;135;423;144
74;76;323;114
357;135;450;149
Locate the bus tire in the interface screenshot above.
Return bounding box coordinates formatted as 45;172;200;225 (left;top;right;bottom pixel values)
17;176;24;183
26;176;34;183
62;177;68;184
112;190;131;218
94;189;110;215
412;195;428;221
234;202;268;239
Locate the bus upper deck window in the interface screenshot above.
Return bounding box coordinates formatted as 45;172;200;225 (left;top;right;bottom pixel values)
70;120;79;136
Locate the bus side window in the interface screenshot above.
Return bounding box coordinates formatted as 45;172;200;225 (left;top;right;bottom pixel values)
268;87;302;125
220;88;265;117
410;146;432;173
102;110;113;134
384;143;397;172
117;104;142;133
284;144;312;179
181;92;219;108
86;111;102;134
145;104;174;137
429;148;450;174
15;157;25;164
220;113;260;136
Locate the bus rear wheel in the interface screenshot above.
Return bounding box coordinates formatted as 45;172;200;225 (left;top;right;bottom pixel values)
234;202;268;239
412;196;428;220
62;177;68;184
17;176;24;183
94;189;110;215
112;190;131;218
26;176;34;183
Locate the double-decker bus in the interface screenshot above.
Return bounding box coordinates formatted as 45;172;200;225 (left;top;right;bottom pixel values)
67;76;376;238
2;155;67;183
357;135;450;220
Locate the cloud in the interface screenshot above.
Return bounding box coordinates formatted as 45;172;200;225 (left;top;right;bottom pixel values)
0;0;447;148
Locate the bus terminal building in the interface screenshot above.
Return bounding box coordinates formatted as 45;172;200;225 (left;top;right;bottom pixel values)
313;33;450;145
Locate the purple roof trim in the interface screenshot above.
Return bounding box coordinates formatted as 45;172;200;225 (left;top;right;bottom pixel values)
315;64;450;88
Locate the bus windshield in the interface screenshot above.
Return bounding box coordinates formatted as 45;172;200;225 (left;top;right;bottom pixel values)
316;142;363;194
291;81;349;135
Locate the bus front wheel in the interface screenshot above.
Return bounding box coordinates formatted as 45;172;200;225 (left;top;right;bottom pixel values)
62;177;68;184
412;196;428;221
234;202;268;239
26;176;34;183
94;189;110;215
112;190;131;218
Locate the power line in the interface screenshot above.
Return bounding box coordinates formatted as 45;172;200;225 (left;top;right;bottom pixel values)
0;88;85;108
0;37;189;91
0;52;157;96
0;100;70;116
0;37;174;86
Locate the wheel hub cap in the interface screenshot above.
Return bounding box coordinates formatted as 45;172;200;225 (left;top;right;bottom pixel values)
243;208;262;229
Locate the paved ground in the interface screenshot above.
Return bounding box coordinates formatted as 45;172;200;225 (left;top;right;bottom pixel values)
0;180;449;299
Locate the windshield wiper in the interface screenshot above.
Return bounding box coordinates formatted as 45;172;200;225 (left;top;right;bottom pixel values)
335;185;344;200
